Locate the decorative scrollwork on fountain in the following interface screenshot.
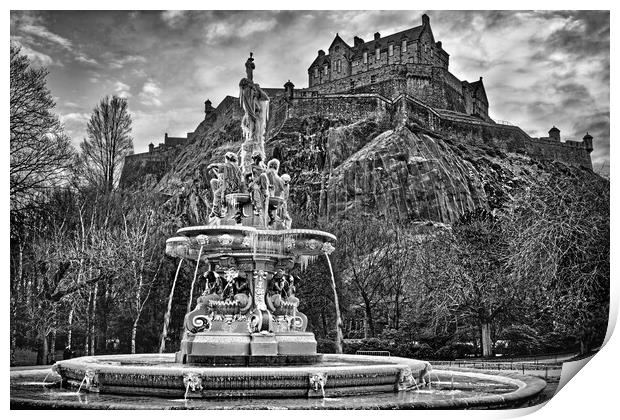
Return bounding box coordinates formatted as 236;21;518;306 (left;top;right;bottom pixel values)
253;270;267;311
191;315;211;332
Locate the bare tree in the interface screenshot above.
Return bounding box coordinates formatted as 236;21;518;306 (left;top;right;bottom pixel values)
10;45;73;215
505;172;609;354
80;96;133;193
334;219;398;337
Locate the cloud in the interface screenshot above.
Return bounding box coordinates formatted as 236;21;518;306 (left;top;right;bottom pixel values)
60;112;91;143
161;10;188;28
75;53;98;65
139;79;162;106
20;24;73;50
60;112;90;124
108;54;147;69
114;81;132;98
11;38;57;67
204;16;278;44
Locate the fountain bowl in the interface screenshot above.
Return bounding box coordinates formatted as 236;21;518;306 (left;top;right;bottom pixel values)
11;353;547;409
166;226;337;260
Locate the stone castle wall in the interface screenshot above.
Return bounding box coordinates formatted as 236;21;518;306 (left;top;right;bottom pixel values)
287;94;388;123
282;93;592;168
525;137;592;168
122;85;592;190
301;64;479;117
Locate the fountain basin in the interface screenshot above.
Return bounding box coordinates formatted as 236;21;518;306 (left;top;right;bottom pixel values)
11;354;547;409
50;353;430;399
166;226;336;260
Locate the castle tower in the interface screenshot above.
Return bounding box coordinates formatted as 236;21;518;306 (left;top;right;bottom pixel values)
148;142;154;153
284;80;295;100
548;126;560;141
583;132;594;153
204;99;214;114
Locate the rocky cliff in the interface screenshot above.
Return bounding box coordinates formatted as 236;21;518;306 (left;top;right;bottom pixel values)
133;99;594;228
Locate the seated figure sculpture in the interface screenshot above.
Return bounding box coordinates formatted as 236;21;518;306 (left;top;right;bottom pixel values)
266;269;286;313
279;173;292;229
266;159;284;198
233;275;252;314
207;152;244;218
282;274;300;307
248;152;270;220
266;159;284;226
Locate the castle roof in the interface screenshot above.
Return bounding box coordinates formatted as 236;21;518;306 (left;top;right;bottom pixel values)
309;52;330;69
309;24;429;69
350;25;425;60
328;33;351;51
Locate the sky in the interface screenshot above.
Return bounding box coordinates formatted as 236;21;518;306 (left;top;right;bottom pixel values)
9;10;610;173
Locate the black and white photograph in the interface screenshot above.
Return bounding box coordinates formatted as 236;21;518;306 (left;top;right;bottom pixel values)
7;3;613;413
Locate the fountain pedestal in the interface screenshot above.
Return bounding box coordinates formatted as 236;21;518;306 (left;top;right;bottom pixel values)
167;199;336;365
250;333;278;355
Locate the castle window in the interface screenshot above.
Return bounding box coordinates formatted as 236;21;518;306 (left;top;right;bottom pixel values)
337;59;342;72
363;51;368;64
324;64;328;75
314;67;318;78
371;75;376;83
375;47;380;60
402;40;407;52
388;44;394;56
335;45;340;52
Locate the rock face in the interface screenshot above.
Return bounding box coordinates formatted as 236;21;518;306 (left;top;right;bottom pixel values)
136;99;592;228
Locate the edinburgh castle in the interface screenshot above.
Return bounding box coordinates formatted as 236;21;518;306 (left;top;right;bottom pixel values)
121;14;594;194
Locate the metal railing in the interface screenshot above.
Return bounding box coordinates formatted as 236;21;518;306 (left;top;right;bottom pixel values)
429;360;562;380
355;350;391;357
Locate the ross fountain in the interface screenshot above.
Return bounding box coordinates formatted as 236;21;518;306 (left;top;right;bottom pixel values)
10;54;547;409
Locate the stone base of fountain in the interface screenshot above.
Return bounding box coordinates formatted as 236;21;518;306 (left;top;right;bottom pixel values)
182;354;324;367
177;330;318;364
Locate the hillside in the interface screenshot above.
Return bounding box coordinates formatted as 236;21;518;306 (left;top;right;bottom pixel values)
133;98;595;229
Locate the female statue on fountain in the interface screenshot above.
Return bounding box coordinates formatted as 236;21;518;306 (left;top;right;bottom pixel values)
239;53;270;174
